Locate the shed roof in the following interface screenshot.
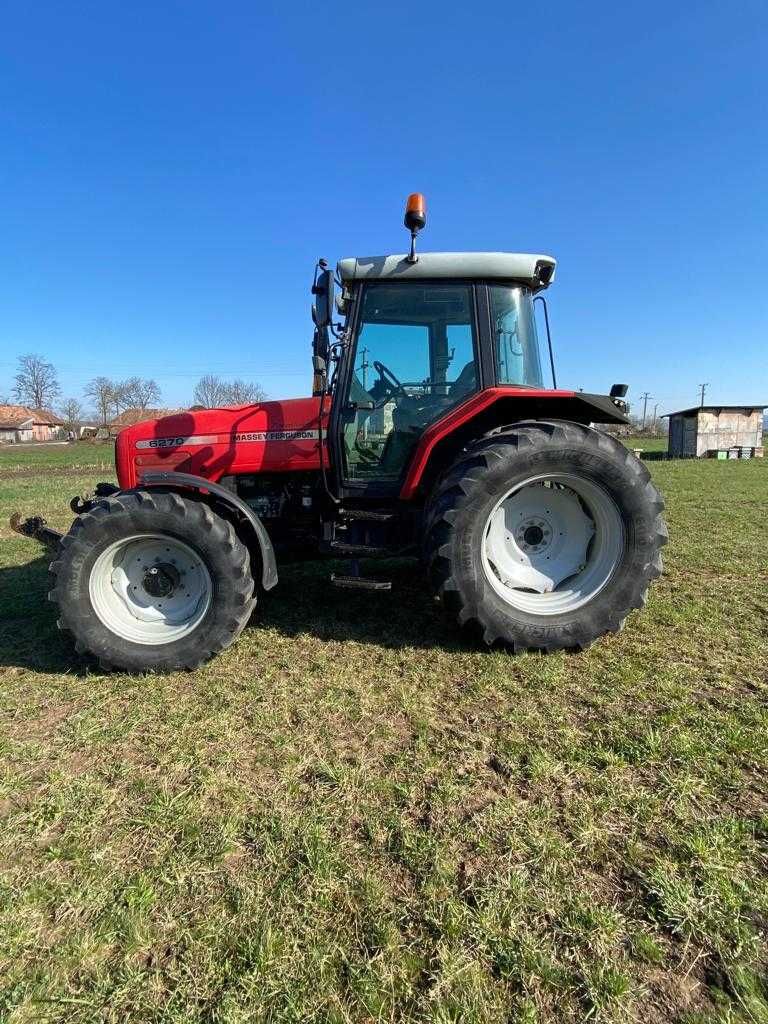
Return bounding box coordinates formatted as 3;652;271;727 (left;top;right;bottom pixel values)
337;252;556;290
662;404;766;418
0;404;63;428
30;408;64;425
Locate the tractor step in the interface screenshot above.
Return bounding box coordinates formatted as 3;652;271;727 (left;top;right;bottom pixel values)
340;509;395;522
330;574;392;591
326;541;391;557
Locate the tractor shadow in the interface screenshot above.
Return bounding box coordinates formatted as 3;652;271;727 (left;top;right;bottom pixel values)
259;558;474;654
0;554;474;675
0;553;91;675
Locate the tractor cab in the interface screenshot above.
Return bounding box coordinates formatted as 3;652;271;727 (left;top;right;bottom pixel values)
308;196;627;507
311;197;559;498
328;253;555;491
306;194;569;499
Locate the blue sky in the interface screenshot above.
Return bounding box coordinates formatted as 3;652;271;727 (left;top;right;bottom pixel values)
1;1;766;417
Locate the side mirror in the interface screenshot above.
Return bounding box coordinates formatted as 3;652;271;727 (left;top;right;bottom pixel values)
311;263;335;329
610;383;629;398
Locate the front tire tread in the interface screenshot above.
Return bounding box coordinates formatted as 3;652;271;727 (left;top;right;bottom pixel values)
49;490;257;674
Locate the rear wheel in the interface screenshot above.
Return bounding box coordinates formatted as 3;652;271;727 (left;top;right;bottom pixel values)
424;421;667;652
49;491;256;673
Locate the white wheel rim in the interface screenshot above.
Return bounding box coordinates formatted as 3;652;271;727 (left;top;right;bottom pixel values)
89;533;212;645
481;473;624;615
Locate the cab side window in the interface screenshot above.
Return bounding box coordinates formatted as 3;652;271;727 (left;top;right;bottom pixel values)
490;285;543;387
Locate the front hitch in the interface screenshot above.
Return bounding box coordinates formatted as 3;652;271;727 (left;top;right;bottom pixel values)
10;483;118;552
9;513;64;550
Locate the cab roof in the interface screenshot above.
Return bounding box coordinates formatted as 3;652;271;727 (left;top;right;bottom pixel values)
336;251;556;290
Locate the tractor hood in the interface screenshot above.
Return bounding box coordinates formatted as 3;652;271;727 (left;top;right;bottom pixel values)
115;397;326;490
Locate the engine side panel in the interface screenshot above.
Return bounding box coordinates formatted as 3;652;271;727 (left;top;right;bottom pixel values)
116;397;327;489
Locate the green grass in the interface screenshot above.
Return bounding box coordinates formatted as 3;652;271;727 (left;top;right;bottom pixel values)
1;447;767;1023
0;441;115;472
622;434;768;456
622;435;668;453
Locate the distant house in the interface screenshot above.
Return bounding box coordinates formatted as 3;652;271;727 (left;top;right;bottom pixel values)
665;405;765;458
108;408;185;436
76;422;102;439
0;405;64;443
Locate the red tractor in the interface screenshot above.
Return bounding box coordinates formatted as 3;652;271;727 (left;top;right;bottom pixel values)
14;195;666;673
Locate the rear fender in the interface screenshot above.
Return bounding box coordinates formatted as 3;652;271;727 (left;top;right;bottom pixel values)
400;388;629;500
135;470;278;590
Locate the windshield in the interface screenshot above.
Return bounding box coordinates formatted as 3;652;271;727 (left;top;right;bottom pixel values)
490;285;543;387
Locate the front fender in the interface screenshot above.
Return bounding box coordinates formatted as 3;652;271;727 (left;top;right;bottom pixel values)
136;470;278;591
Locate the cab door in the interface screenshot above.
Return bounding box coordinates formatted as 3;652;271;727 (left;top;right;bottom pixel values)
333;281;480;496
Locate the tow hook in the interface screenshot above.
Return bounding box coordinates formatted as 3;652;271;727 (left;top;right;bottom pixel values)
9;513;64;549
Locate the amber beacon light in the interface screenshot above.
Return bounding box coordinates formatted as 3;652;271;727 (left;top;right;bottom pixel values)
404;193;426;262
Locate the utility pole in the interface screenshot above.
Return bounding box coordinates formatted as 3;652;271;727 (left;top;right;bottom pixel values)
652;403;658;432
359;347;369;390
698;382;708;407
640;392;652;430
357;346;371;439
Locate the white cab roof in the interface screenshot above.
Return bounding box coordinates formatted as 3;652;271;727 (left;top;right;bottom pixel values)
337;251;556;290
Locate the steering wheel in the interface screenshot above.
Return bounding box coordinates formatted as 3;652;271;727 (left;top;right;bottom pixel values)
372;360;407;399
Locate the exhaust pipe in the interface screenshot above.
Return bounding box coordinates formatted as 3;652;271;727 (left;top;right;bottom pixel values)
9;513;64;550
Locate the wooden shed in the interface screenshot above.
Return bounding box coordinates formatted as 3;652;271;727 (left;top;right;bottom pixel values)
665;405;765;458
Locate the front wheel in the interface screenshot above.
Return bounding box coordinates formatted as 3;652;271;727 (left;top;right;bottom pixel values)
49;491;257;673
424;421;667;652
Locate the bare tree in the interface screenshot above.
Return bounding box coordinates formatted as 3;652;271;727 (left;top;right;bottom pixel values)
111;380;131;416
121;376;161;411
192;375;266;408
84;377;117;426
60;398;84;432
193;374;229;408
13;354;61;409
223;379;266;405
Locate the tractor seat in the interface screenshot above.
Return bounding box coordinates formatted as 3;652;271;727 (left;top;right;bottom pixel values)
450;360;477;399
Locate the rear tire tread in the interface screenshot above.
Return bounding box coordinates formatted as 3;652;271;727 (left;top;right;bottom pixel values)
424;420;667;653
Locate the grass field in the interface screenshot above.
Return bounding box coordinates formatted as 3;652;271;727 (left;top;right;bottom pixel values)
622;436;668;453
0;441;115;473
0;445;766;1023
